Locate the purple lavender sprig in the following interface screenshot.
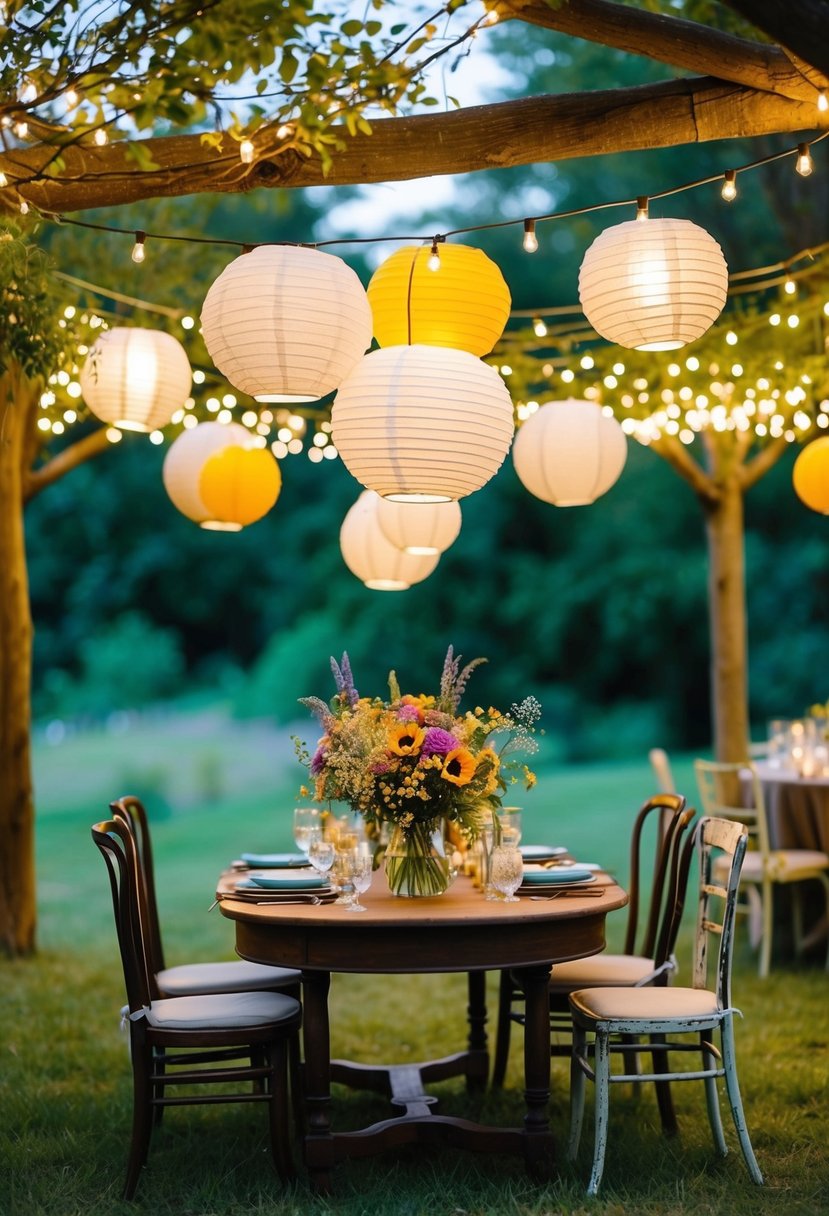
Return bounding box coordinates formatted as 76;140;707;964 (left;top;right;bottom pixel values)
298;696;334;729
330;652;359;707
438;644;487;712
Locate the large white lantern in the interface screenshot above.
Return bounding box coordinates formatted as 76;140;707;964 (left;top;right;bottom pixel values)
80;327;191;432
578;218;728;350
340;492;440;590
375;497;462;555
512;399;627;506
200;245;372;402
162;421;280;531
331;345;514;503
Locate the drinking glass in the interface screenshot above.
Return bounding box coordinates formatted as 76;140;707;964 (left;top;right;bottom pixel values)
490;844;524;902
293;807;320;855
498;807;522;844
308;837;335;877
346;852;373;912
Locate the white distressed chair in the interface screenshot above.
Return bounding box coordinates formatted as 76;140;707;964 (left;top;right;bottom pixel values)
568;816;763;1196
648;747;676;794
693;760;829;977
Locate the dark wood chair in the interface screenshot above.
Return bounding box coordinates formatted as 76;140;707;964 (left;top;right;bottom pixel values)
92;818;302;1199
492;794;694;1130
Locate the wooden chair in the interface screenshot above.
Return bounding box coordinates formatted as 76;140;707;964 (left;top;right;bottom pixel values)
92;818;302;1199
648;747;676;794
693;760;829;976
492;794;694;1132
568;816;764;1195
111;795;301;999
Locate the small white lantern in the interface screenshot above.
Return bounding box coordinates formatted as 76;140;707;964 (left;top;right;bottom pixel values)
331;345;514;503
375;497;462;555
512;399;627;506
578;218;728;350
200;245;372;402
163;421;250;530
340;492;440;590
80;327;191;432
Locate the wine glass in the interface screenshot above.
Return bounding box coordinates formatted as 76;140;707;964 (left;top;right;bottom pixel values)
490;844;524;902
308;837;335;879
293;807;320;855
346;852;373;913
498;806;522;844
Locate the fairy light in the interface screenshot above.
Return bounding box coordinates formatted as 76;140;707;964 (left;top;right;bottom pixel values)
721;169;737;202
94;128;108;147
131;231;146;264
239;138;254;164
427;239;441;271
181;315;195;329
533;318;547;337
276;123;293;139
0;171;6;187
784;275;796;294
635;195;649;221
819;91;828;113
65;88;79;108
522;219;538;253
13;121;28;138
796;143;813;176
19;197;29;215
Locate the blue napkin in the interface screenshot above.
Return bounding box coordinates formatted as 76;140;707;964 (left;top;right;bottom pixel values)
521;866;595;886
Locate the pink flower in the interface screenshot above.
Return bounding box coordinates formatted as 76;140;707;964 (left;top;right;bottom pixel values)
397;704;421;724
421;727;460;757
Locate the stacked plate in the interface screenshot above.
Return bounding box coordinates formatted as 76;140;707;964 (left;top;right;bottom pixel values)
518;862;597;895
229;866;336;902
239;851;310;868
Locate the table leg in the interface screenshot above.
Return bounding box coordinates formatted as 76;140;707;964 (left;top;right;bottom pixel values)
301;969;334;1194
465;970;489;1092
520;962;555;1178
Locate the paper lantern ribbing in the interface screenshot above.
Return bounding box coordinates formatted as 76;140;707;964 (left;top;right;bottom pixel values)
367;243;511;356
200;245;372;402
331;345;515;503
199;444;281;529
512;399;627;507
375;497;462;555
578;218;728;351
163;421;272;531
793;436;829;514
80;327;191;432
340;492;440;590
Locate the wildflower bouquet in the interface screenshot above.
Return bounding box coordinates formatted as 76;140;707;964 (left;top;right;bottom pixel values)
297;646;540;895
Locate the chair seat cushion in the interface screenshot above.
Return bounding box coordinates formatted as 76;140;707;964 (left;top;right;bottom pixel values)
156;960;300;996
549;953;658;990
715;848;829;882
569;984;719;1025
144;990;300;1030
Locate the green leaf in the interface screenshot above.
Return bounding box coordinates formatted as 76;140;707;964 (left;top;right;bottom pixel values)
280;49;299;83
340;20;363;37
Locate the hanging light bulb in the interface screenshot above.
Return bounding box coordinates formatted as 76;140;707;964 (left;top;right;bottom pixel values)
239;138;254;164
94;127;108;146
522;219;538;253
19;197;29;215
635;196;649;221
721;170;737;202
0;171;7;188
131;231;146;264
427;239;441;272
533;318;548;337
818;90;828;113
784;274;796;295
796;143;814;176
65;87;79;108
13;120;28;138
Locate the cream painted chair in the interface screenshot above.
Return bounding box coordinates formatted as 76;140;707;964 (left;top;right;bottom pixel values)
648;747;676;794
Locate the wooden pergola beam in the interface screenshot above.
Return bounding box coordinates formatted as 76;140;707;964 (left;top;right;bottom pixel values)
724;0;829;80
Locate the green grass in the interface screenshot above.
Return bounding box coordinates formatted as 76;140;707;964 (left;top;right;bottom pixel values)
2;711;827;1215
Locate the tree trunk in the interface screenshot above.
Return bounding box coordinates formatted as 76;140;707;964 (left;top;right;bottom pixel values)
0;372;38;955
703;474;750;762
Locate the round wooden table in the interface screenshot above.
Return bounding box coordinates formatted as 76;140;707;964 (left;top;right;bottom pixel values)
220;872;627;1192
754;761;829;852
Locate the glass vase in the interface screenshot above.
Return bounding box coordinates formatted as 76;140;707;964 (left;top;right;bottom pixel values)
384;822;450;898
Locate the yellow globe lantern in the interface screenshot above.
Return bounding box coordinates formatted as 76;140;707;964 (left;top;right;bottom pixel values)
367;243;511;356
199;445;282;529
793;436;829;514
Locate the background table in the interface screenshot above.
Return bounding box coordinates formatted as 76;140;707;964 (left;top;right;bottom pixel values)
219;872;626;1192
754;761;829;852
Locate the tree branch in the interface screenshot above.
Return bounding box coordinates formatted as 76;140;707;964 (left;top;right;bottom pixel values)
739;431;791;492
22;427;111;503
2;77;825;214
649;433;719;504
499;0;826;102
724;0;829;81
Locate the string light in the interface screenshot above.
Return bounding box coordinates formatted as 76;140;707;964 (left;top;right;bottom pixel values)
819;91;828;113
533;318;547;337
635;195;649;221
13;120;28;138
239;138;254;164
276;123;293;139
721;170;737;202
522;219;538;252
784;274;796;295
796;143;813;176
65;88;79;108
94;128;108;147
427;238;441;271
0;171;7;188
19;196;29;215
131;231;146;264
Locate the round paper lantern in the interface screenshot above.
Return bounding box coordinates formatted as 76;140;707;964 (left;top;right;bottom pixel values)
375;497;462;555
793;436;829;514
80;327;191;432
340;492;440;590
331;345;515;503
199;444;281;529
200;245;372;402
367;243;511;355
163;421;257;531
578;218;728;351
512;399;627;507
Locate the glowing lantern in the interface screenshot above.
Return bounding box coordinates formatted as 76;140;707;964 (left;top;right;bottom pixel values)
80;327;191;432
200;245;372;402
578;218;728;350
793;436;829;514
512;399;627;506
367;243;511;355
163;421;278;530
375;497;462;555
340;492;440;590
331;345;514;503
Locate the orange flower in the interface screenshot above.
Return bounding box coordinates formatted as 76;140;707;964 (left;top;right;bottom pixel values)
400;693;436;723
388;722;426;756
441;747;477;786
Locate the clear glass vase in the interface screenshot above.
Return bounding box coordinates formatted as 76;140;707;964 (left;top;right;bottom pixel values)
384;822;450;898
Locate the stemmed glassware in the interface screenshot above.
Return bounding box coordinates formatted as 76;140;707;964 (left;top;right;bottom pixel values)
308;837;335;879
345;851;373;912
293;807;320;855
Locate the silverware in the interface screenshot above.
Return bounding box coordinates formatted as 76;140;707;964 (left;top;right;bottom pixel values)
528;888;606;900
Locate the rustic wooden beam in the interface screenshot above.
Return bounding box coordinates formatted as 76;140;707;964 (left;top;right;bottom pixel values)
2;76;824;215
724;0;829;81
499;0;827;102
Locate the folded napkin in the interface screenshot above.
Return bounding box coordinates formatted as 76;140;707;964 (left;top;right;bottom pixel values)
240;852;310;868
520;865;595;886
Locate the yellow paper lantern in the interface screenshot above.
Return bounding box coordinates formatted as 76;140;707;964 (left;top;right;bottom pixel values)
199;445;281;529
579;218;728;350
367;243;511;355
512;399;627;506
163;421;249;530
340;492;440;590
80;327;191;431
793;436;829;514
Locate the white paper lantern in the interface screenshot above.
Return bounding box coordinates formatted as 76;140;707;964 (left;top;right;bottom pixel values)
578;218;728;350
331;345;514;503
200;245;372;402
375;497;462;555
162;421;251;530
340;492;440;590
80;327;191;432
512;399;627;507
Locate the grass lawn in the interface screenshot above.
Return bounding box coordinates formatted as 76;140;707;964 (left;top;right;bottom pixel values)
2;709;827;1215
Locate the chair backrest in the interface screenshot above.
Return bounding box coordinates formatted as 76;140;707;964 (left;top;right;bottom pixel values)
687;816;748;1006
91;818;154;1017
111;795;167;976
648;748;676;794
693;759;770;859
650;804;697;973
624;793;691;959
